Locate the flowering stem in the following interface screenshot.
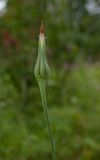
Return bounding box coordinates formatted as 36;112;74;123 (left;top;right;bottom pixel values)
38;79;56;160
34;22;56;159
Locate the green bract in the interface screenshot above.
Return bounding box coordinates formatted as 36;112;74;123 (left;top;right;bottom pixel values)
34;33;50;80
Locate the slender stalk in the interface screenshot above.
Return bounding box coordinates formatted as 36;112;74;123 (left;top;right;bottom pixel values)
38;79;56;160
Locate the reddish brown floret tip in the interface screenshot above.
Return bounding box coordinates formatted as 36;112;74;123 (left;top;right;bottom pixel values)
40;22;45;34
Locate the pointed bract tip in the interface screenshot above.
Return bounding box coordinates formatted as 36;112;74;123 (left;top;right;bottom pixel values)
40;22;45;34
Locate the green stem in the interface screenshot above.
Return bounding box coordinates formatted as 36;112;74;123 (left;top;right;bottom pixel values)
38;79;56;160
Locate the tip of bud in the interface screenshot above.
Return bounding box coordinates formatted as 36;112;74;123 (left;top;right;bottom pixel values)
40;22;45;34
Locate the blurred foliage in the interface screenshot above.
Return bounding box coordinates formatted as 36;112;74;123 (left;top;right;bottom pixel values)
0;0;100;160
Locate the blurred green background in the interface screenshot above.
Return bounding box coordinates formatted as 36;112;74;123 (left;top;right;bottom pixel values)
0;0;100;159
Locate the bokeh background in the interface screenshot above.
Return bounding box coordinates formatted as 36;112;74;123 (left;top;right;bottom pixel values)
0;0;100;159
